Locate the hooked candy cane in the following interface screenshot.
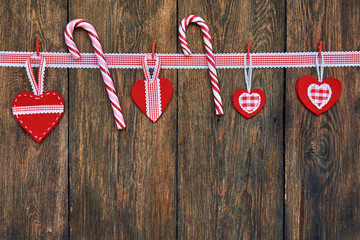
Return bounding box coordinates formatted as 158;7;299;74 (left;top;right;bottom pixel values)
179;15;223;115
64;19;126;129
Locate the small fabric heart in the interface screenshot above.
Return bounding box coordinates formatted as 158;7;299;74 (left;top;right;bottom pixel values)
12;54;64;143
131;54;172;122
131;78;173;122
296;75;341;115
12;91;64;143
232;89;265;119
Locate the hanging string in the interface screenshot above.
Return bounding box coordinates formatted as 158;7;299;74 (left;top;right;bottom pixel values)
244;53;253;92
315;53;325;82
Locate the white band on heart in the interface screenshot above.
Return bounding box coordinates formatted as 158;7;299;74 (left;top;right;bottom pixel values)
12;105;64;115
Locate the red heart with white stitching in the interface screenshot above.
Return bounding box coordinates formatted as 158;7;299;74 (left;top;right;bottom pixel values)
232;89;265;119
131;78;172;122
296;75;341;115
12;91;64;143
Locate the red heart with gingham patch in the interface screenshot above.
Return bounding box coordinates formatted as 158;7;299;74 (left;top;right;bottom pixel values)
12;91;64;143
296;76;341;116
131;78;173;122
232;89;265;119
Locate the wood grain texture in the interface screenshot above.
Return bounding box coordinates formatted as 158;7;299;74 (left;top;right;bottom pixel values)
68;0;177;239
177;0;285;239
285;0;360;239
0;0;68;239
0;1;359;239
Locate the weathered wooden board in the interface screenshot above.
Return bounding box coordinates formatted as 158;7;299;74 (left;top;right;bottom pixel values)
177;0;285;239
0;0;359;239
68;0;177;238
285;0;360;239
0;1;68;239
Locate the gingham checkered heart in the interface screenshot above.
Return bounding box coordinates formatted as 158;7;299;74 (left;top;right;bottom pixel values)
296;75;341;116
307;83;332;109
239;92;261;113
232;89;265;119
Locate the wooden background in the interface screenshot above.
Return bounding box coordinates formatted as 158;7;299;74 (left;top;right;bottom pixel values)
0;0;359;239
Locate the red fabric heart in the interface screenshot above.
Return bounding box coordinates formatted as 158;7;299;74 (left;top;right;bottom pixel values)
131;78;172;122
232;89;265;119
12;91;64;143
296;75;341;115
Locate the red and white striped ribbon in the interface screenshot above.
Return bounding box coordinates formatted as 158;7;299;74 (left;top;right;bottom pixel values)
64;19;126;129
179;15;223;115
1;51;359;69
25;54;46;96
142;54;162;122
13;105;64;115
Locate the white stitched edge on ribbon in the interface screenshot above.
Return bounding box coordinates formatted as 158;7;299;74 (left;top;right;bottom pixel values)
0;51;359;69
25;59;39;95
156;77;162;116
144;79;150;118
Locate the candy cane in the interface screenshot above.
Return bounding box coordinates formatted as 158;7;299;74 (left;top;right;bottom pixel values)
179;15;223;115
64;19;126;129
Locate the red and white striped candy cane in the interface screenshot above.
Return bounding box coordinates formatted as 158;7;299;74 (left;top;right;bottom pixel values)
179;15;223;115
64;19;126;129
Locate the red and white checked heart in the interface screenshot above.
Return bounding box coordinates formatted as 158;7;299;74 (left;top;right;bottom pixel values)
12;54;64;143
232;89;265;119
239;92;261;113
296;76;341;116
307;83;332;109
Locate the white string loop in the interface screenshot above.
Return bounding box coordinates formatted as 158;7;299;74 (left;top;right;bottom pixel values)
315;53;325;82
244;54;253;92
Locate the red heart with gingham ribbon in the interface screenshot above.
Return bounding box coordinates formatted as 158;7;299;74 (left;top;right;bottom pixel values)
296;75;341;115
232;89;265;119
131;78;172;122
12;54;64;143
12;91;64;143
131;54;173;122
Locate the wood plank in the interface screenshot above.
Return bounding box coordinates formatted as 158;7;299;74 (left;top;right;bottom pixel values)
285;0;360;239
0;1;68;239
177;1;285;239
68;0;177;238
